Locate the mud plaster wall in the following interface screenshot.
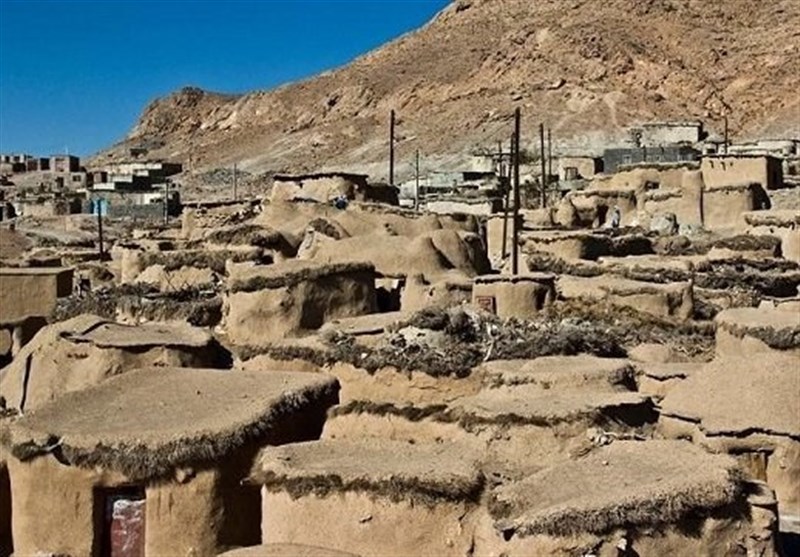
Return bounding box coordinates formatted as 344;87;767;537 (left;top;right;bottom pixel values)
702;188;756;232
8;448;265;557
0;342;221;413
400;277;472;313
568;192;638;227
701;157;780;190
271;177;355;204
7;455;128;556
486;215;521;262
326;362;482;405
0;270;73;323
225;270;377;345
714;327;800;360
261;489;480;557
658;415;800;521
472;280;555;319
748;224;800;262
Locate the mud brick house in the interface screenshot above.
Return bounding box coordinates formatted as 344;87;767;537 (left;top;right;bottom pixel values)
0;367;339;556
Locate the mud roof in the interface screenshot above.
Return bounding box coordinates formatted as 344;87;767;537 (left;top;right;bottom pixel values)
64;320;212;348
473;273;555;285
229;260;375;293
743;210;800;227
477;355;635;390
715;307;800;350
493;440;741;537
5;367;339;480
447;386;651;427
250;439;483;505
218;545;360;557
660;354;800;438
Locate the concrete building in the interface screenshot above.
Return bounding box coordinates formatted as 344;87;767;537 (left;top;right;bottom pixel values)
271;172;398;205
558;156;603;181
603;146;700;174
701;155;783;190
632;121;705;147
50;154;80;173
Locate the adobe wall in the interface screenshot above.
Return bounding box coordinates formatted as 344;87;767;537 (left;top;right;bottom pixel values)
659;415;800;524
8;451;263;557
225;269;377;345
0;268;73;324
702;186;756;232
701;157;777;190
262;489;480;557
400;275;472;313
486;214;521;263
558;157;599;180
7;455;128;556
271;177;354;204
746;215;800;262
472;275;555;320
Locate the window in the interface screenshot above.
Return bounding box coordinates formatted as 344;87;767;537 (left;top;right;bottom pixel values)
622;155;632;165
72;175;83;182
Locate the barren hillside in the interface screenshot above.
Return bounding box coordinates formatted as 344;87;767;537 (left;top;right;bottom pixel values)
96;0;800;180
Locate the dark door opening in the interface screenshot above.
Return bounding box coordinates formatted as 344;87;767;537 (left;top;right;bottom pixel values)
95;486;145;557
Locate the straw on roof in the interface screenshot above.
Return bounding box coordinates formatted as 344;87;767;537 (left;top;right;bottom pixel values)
6;367;339;480
446;385;653;428
477;355;636;390
228;260;375;293
633;361;704;381
715;307;800;349
660;355;800;438
250;439;484;505
64;320;212;348
493;440;743;537
218;544;360;557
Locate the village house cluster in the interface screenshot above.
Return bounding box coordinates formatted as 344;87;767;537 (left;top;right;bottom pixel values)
0;116;798;556
0;148;182;222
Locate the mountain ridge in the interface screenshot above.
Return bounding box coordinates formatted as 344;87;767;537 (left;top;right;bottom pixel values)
95;0;800;180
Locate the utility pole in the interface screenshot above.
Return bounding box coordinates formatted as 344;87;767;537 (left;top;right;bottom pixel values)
96;196;104;257
501;136;512;260
414;149;420;211
512;108;521;275
389;110;396;186
163;180;169;225
539;123;547;208
547;128;553;184
233;162;238;200
723;115;729;155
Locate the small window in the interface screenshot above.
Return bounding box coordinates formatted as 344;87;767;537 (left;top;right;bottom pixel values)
72;175;83;182
622;155;632;165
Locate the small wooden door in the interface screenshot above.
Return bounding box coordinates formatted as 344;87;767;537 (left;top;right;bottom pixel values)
101;488;145;557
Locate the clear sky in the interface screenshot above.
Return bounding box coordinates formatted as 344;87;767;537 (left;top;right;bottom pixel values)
0;0;449;156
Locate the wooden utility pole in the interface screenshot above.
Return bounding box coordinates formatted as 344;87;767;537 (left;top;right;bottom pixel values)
414;149;420;211
539;123;547;208
512;108;521;275
723;116;729;155
389;110;396;186
163;181;169;225
96;197;104;256
501;136;512;260
547;128;553;183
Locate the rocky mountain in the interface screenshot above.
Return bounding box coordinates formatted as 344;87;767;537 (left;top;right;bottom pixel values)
96;0;800;181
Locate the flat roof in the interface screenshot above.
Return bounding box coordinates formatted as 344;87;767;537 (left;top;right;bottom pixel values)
6;367;340;479
0;266;73;276
274;172;369;181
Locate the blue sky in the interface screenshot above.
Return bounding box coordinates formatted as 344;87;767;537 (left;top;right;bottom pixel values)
0;0;448;156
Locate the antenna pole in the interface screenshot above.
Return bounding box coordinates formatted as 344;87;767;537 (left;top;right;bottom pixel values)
512;108;521;275
389;110;396;186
